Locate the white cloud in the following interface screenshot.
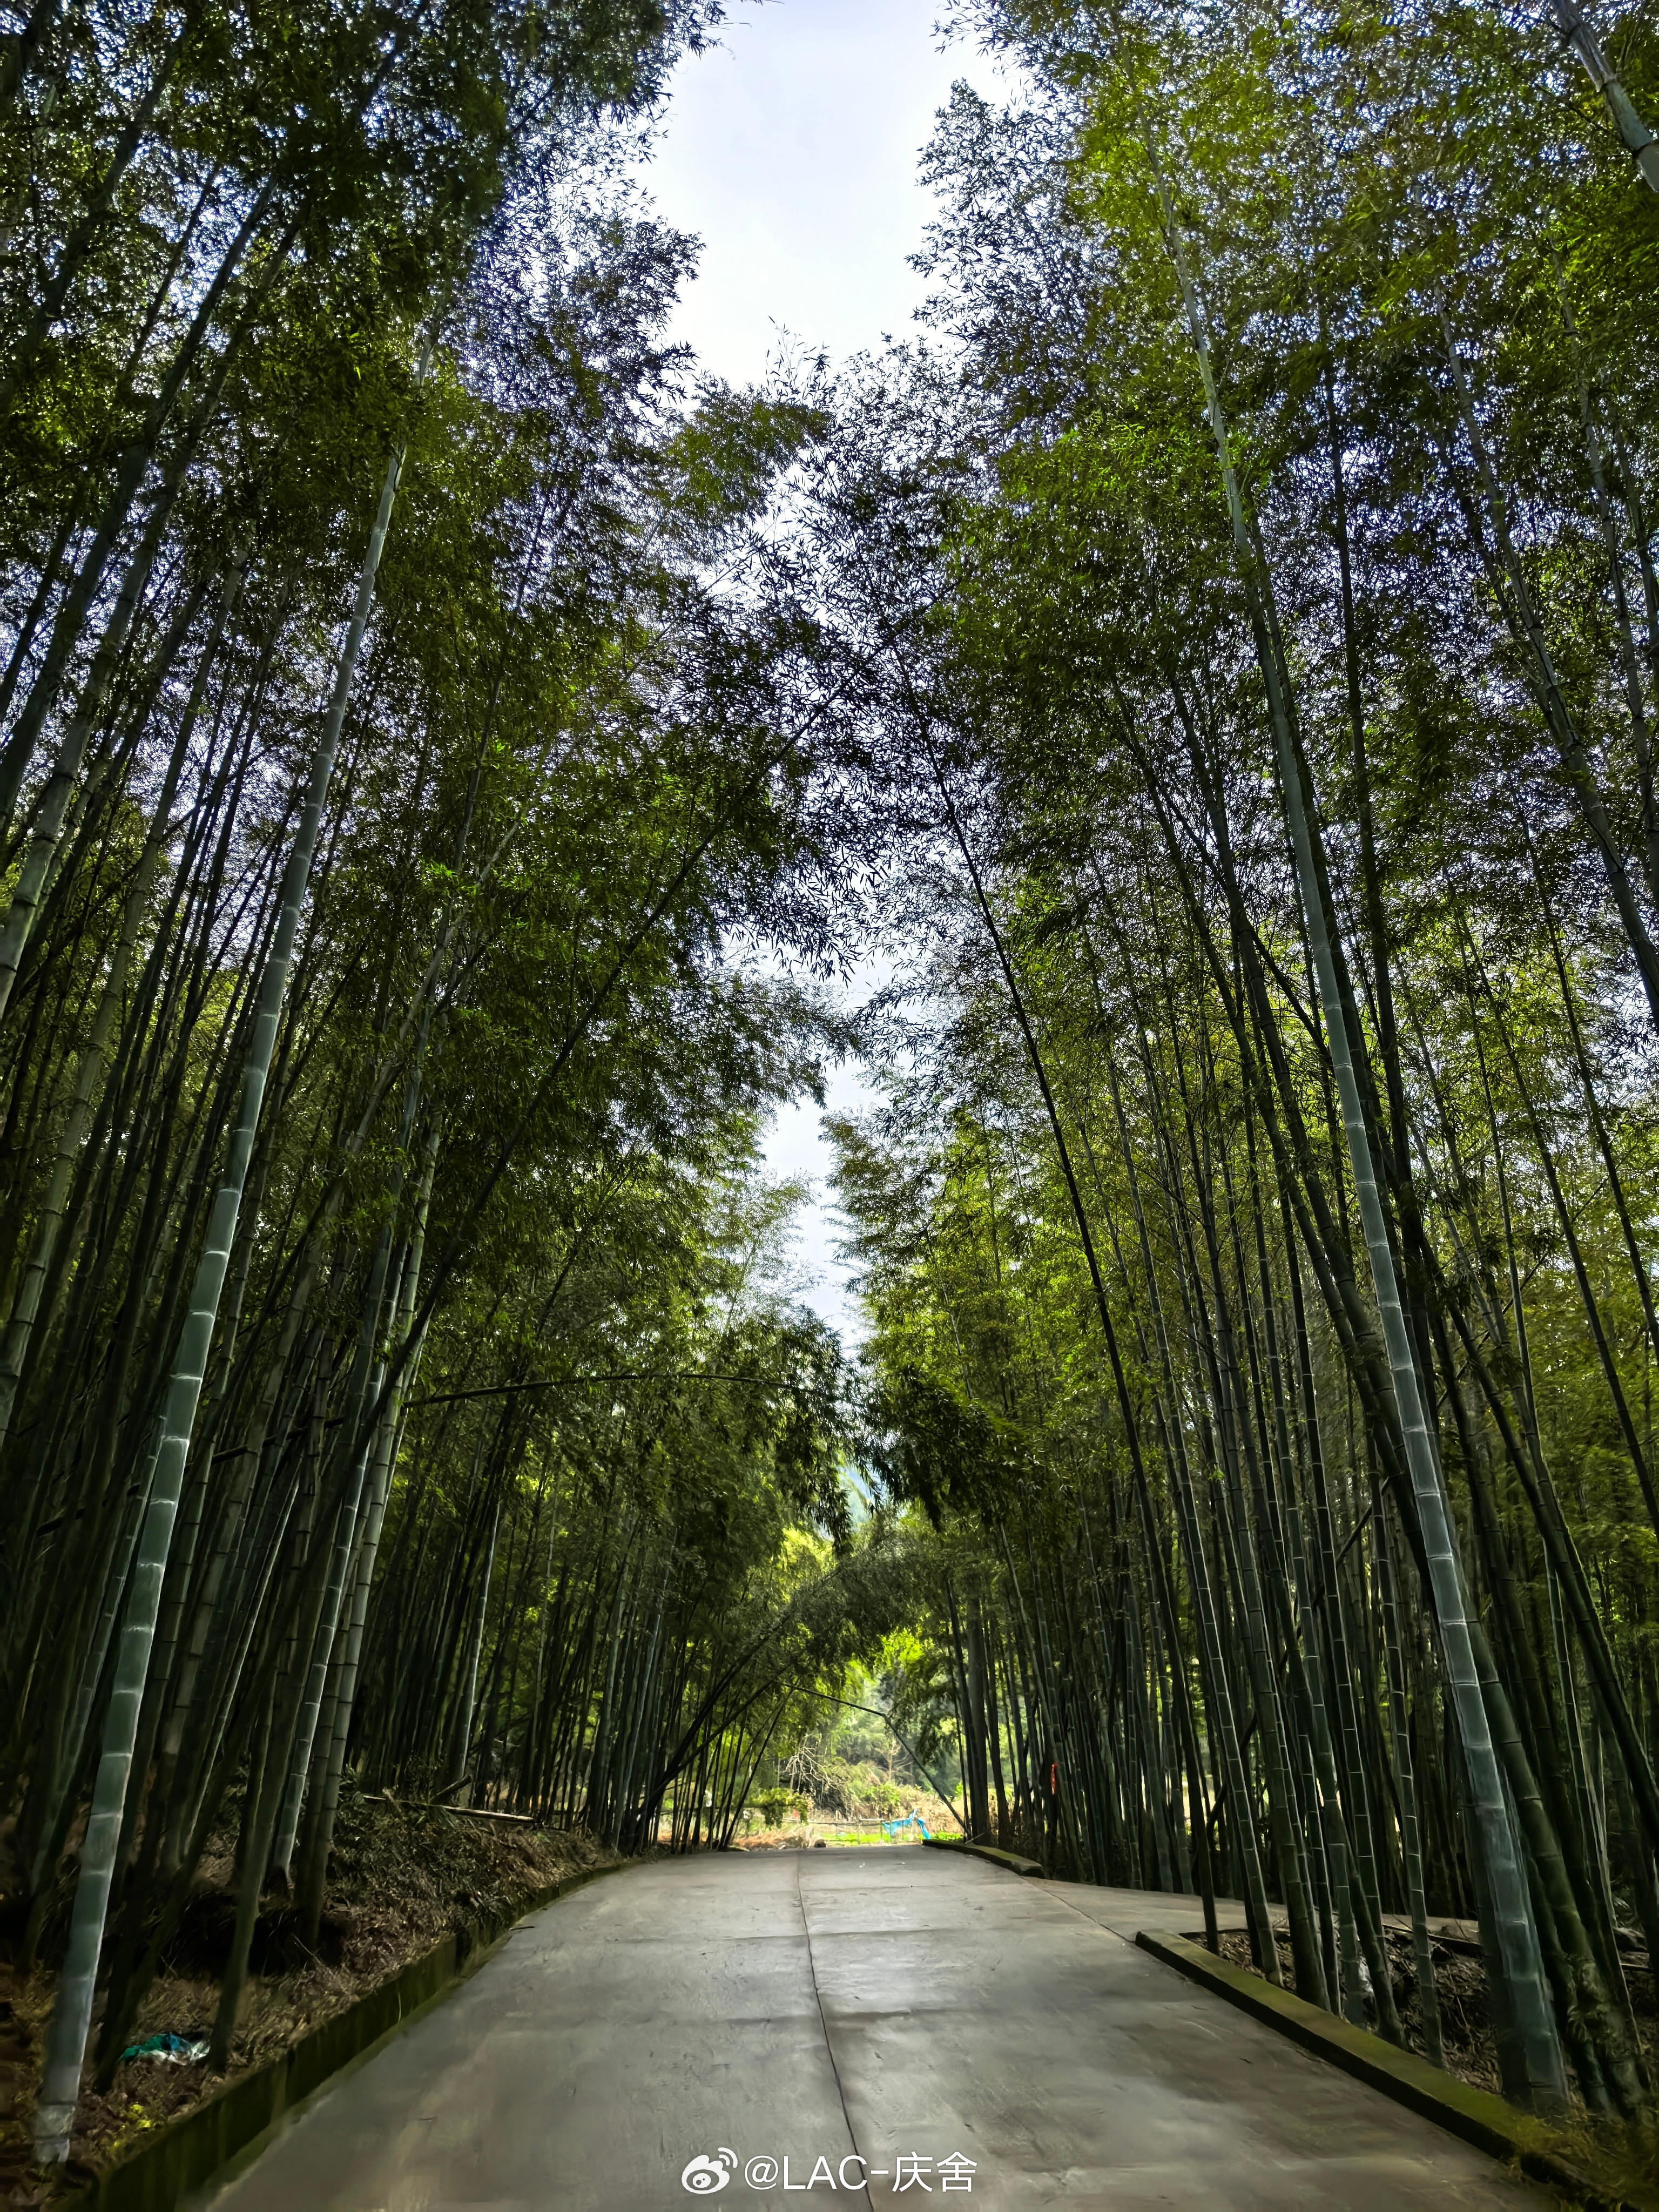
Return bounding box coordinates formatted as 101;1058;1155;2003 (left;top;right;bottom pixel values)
644;3;1000;1340
645;0;1005;389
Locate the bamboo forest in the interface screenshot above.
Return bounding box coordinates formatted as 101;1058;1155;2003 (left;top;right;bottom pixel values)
5;0;1659;2189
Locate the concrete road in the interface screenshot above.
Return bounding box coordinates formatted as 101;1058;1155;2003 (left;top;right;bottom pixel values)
197;1844;1549;2211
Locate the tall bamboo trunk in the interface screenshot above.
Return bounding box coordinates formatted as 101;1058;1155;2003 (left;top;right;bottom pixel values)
32;424;410;2164
1139;124;1567;2109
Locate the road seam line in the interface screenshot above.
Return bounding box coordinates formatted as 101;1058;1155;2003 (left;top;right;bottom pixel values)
796;1856;877;2212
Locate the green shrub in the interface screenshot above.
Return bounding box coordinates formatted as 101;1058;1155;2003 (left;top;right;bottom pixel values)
751;1788;806;1827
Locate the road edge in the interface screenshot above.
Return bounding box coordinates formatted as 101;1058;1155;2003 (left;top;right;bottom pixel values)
1136;1928;1645;2211
920;1836;1043;1877
66;1859;633;2212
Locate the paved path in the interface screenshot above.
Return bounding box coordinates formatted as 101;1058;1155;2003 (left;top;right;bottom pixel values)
198;1845;1549;2211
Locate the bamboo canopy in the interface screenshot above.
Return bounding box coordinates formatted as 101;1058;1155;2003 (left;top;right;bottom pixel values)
4;0;1659;2162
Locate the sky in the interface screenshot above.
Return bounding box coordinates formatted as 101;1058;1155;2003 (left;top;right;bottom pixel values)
645;2;1000;390
640;3;1007;1341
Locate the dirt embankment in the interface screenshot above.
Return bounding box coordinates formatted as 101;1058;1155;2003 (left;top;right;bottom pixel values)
1217;1922;1659;2100
1;1778;621;2204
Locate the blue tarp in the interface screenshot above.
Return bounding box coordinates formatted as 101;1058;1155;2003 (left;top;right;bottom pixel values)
120;2032;211;2065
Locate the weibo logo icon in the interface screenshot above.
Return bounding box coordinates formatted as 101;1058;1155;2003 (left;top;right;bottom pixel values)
682;2149;738;2193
